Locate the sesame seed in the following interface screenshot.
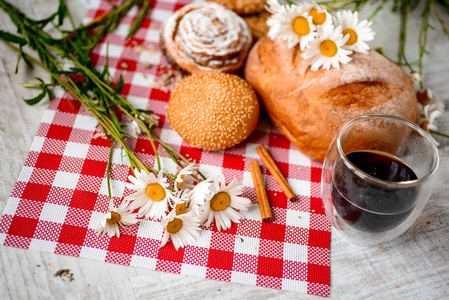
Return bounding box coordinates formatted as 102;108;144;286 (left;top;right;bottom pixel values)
167;71;259;150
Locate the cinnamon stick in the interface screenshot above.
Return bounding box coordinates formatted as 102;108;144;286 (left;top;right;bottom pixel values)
249;160;273;222
256;145;297;202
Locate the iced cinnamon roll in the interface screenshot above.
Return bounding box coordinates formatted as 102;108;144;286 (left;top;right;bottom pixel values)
160;2;252;74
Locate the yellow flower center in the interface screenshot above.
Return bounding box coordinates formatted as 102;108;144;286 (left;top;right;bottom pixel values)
146;183;166;201
210;192;231;211
166;218;183;234
176;174;185;190
320;40;338;57
106;211;121;225
342;28;358;45
292;17;310;36
175;203;186;215
310;8;326;25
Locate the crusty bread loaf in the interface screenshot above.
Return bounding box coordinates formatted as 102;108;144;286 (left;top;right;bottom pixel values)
244;37;418;162
167;71;260;151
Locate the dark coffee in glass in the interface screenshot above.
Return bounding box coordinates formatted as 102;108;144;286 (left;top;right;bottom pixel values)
331;150;418;233
321;114;439;245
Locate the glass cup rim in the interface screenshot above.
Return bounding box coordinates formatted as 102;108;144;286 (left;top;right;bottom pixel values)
336;113;440;188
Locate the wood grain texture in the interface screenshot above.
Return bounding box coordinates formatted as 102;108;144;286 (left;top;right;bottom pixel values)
0;1;448;299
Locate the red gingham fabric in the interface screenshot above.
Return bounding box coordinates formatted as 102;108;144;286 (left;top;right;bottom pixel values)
0;0;330;297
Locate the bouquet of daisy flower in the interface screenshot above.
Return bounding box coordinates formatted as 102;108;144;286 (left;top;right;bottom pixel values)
266;0;375;71
266;0;448;144
97;164;252;250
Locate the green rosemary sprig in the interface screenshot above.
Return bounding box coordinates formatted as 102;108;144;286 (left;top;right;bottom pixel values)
128;0;152;38
66;0;149;53
0;0;61;73
0;0;203;198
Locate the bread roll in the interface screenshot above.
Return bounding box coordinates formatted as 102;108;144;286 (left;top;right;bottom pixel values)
244;37;418;162
207;0;266;15
167;71;260;151
160;2;252;74
243;11;270;40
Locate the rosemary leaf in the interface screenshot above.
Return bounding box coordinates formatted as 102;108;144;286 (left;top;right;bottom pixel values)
0;30;26;46
128;0;151;38
23;88;47;105
57;0;68;26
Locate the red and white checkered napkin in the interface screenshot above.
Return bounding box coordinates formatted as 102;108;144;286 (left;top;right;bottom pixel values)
0;0;330;297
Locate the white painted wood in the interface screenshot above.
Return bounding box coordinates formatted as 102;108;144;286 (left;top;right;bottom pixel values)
1;1;448;299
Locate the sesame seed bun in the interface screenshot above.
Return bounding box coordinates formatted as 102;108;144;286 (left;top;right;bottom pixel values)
167;71;260;151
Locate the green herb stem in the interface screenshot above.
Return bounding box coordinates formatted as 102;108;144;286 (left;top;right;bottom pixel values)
106;140;115;199
430;130;449;139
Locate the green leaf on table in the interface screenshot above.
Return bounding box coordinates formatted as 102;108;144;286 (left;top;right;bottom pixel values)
15;45;25;73
116;74;124;93
23;89;47;105
14;44;34;70
92;105;107;112
22;78;52;105
35;12;58;29
37;77;54;100
57;0;68;26
20;47;34;69
0;30;26;46
127;0;151;38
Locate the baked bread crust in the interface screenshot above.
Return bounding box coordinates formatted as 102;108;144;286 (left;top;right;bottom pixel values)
160;2;252;74
244;37;418;162
243;11;270;40
167;71;260;151
207;0;266;15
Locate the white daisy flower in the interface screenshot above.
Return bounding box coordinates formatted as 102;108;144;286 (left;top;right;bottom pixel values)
302;2;332;27
160;210;202;250
267;3;316;50
96;199;139;238
144;112;160;128
417;103;442;132
174;163;197;191
126;169;174;220
129;112;160;138
171;190;192;215
333;10;375;54
417;89;445;112
186;180;213;214
265;0;287;14
198;175;251;231
302;24;352;71
131;120;142;137
410;72;423;85
417;103;442;146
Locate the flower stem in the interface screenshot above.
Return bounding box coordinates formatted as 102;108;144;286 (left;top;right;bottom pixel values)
106;140;115;199
430;130;449;139
152;134;207;180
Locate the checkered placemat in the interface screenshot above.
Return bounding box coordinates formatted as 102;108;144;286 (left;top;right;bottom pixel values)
0;0;330;297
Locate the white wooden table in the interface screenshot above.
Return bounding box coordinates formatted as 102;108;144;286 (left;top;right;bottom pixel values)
1;1;448;299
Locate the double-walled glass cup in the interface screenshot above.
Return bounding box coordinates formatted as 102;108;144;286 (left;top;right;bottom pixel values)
321;114;439;245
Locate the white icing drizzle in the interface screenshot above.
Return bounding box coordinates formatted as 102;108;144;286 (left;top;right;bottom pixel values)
162;2;252;72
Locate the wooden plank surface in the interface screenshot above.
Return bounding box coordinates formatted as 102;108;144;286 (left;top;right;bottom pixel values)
1;1;448;299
